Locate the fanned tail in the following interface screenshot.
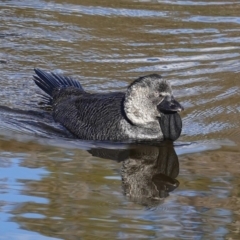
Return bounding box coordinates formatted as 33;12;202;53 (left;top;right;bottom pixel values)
33;68;84;106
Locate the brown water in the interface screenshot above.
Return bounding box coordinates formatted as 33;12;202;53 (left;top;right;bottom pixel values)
0;0;240;239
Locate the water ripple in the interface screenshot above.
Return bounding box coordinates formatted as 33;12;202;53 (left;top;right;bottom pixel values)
187;16;240;24
154;0;236;6
2;1;170;18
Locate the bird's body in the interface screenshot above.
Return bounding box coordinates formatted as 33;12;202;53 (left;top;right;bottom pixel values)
52;90;162;141
33;69;183;142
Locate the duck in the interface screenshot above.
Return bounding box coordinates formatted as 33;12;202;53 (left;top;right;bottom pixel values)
33;69;184;142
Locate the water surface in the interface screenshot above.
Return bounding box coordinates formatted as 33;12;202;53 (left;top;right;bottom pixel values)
0;0;240;239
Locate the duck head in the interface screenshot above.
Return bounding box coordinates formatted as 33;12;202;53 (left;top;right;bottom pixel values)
124;74;184;141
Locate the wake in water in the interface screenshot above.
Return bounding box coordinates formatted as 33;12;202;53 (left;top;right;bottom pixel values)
0;105;74;139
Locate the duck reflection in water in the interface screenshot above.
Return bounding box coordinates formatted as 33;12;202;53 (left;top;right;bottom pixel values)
0;104;179;207
89;141;179;207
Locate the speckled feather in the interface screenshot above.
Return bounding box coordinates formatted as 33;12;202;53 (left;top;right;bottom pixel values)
52;90;128;140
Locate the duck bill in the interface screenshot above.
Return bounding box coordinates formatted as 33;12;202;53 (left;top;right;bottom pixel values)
157;96;184;113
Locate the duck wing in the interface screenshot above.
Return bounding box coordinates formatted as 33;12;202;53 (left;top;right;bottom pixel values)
52;92;126;140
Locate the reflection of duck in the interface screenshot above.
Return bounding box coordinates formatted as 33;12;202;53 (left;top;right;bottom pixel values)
89;142;179;207
33;69;183;141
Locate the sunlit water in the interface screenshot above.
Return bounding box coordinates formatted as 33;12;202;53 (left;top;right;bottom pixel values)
0;0;240;239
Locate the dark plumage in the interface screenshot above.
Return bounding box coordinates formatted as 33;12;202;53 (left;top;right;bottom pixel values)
33;69;183;141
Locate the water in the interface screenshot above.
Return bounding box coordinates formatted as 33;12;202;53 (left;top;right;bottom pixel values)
0;0;240;239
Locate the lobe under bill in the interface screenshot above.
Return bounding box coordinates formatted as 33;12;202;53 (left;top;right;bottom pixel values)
159;112;182;141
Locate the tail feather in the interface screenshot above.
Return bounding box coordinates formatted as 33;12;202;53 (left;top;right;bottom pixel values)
33;68;84;97
51;72;82;89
